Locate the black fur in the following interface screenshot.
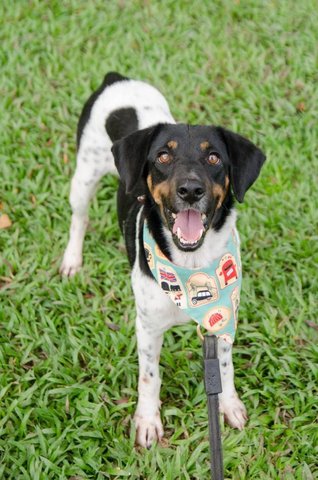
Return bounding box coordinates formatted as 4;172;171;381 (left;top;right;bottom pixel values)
77;72;129;148
112;124;161;195
113;123;265;275
106;108;139;143
215;127;265;203
117;183;171;278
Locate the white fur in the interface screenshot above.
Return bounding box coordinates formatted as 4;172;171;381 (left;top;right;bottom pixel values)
60;77;247;447
60;79;174;276
132;209;246;446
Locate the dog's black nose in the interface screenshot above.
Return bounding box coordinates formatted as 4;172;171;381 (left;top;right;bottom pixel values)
177;179;206;203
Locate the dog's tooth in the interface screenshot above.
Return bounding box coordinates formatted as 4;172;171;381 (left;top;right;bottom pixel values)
201;214;207;221
177;227;181;239
172;213;177;219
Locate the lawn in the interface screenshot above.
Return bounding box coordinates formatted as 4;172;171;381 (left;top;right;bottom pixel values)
0;0;317;479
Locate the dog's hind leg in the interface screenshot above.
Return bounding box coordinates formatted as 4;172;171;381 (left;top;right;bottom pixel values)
60;135;116;276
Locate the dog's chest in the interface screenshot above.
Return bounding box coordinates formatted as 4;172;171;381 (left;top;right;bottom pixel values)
128;208;240;334
131;262;191;333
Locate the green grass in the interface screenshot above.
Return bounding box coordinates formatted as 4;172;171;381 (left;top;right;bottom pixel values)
1;0;318;478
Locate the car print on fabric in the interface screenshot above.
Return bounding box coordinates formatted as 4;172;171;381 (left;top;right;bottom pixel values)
186;272;219;307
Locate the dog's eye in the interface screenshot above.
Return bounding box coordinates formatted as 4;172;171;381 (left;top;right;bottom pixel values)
207;153;221;165
157;152;170;164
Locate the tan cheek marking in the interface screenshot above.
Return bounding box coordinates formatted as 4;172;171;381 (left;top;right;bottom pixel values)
147;174;153;193
200;141;210;151
152;181;171;207
213;183;227;209
167;140;178;150
147;174;172;217
213;175;230;208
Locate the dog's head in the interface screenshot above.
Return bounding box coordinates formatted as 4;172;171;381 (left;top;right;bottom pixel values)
112;124;265;251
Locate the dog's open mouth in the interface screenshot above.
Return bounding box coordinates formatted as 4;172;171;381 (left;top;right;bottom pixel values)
166;209;208;250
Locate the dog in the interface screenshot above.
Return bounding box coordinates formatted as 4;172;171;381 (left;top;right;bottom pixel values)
60;72;265;448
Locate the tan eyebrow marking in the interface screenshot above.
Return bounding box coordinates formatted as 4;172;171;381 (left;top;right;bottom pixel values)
167;140;178;149
200;141;210;151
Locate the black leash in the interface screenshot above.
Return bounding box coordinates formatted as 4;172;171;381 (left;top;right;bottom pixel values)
203;334;224;480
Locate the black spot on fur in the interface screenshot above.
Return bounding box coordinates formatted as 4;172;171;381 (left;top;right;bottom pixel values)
77;71;129;149
106;107;139;143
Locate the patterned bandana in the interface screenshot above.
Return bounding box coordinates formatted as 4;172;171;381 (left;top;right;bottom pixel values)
143;224;242;344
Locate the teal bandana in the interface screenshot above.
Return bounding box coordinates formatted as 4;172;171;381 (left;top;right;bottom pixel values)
143;224;242;344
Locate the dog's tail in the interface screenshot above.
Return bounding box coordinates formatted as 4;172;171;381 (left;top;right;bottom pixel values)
103;71;129;86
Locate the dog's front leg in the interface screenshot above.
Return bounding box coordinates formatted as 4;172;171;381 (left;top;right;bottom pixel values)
218;338;247;430
134;315;164;448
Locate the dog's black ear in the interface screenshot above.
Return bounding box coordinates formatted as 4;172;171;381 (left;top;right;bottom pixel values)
216;127;266;203
111;125;160;194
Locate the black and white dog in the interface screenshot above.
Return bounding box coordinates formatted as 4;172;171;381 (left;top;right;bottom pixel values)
60;72;265;448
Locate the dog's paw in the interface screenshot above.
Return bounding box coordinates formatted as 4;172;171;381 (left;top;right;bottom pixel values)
219;394;248;430
134;412;164;448
59;251;82;277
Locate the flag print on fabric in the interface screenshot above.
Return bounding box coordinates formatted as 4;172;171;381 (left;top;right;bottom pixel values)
156;262;187;308
144;224;242;344
159;268;177;283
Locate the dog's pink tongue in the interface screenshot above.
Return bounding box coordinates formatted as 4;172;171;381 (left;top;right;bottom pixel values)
172;210;203;242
